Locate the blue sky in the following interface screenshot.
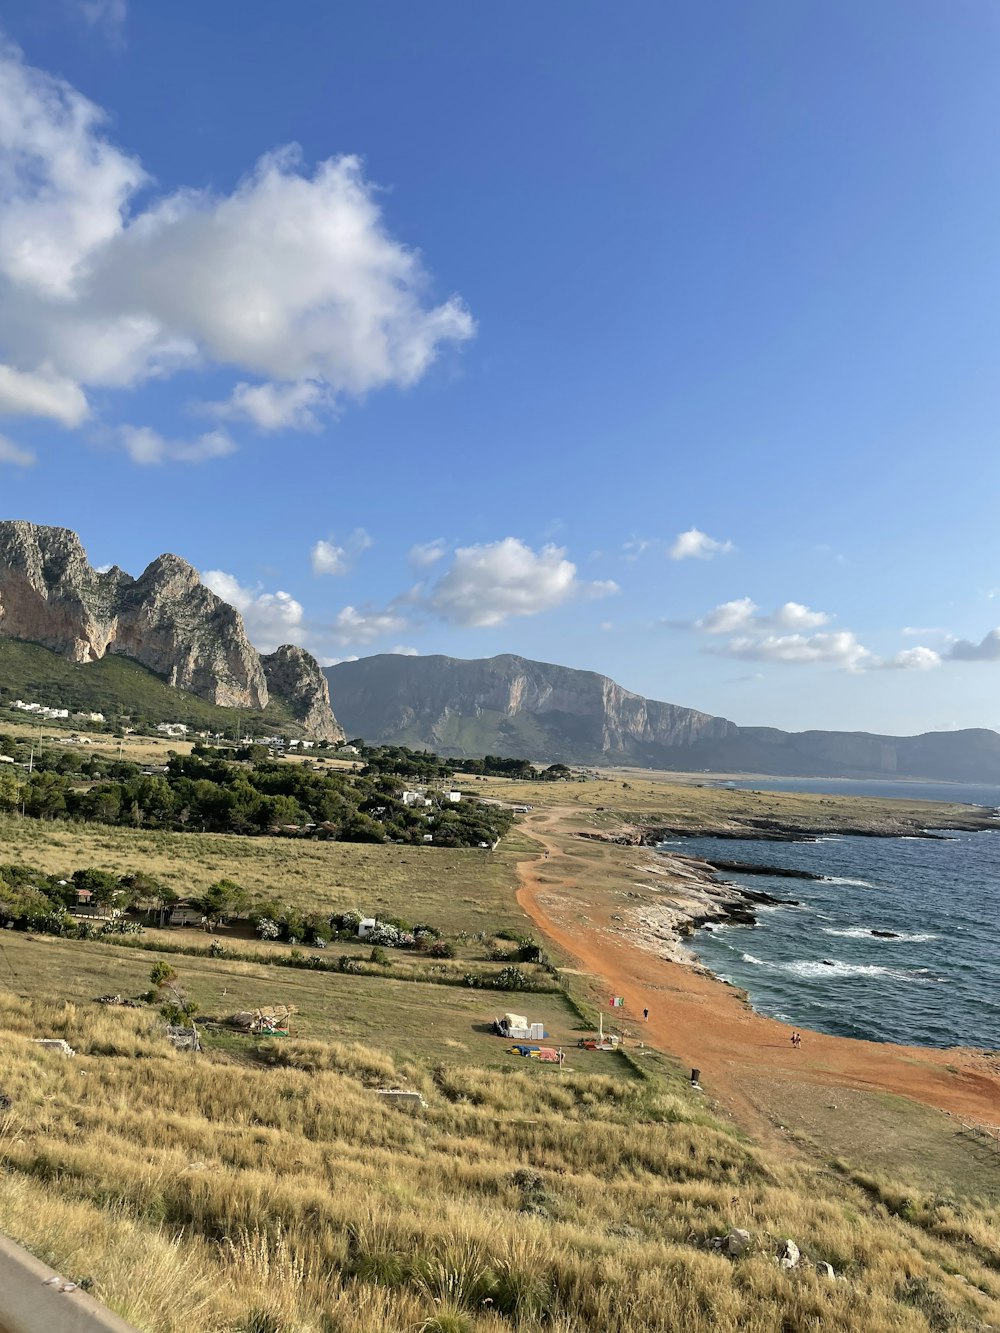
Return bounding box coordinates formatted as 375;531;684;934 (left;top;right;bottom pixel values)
1;1;999;735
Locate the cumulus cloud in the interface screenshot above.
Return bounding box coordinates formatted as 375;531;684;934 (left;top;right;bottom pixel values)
0;432;35;467
119;425;235;465
946;629;1000;662
0;363;88;425
428;537;616;627
669;528;734;561
693;597;830;636
209;379;333;432
409;538;448;568
719;630;873;672
390;645;419;656
201;569;305;653
310;529;372;577
331;603;410;646
0;40;473;451
880;646;942;671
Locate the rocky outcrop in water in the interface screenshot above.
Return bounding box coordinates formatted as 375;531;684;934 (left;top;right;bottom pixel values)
0;520;341;739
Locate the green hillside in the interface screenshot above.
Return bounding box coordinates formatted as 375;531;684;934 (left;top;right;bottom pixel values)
0;638;304;737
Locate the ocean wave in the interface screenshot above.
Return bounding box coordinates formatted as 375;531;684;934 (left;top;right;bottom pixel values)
824;876;875;887
739;954;939;981
822;927;939;942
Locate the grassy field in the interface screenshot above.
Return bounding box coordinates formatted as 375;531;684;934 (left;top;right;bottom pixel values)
2;779;1000;1330
472;772;995;834
1;993;999;1333
0;814;536;937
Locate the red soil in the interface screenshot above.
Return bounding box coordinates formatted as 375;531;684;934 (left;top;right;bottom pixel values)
516;810;1000;1140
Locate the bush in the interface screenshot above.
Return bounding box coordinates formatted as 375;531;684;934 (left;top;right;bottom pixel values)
256;917;280;941
370;946;389;965
429;939;455;959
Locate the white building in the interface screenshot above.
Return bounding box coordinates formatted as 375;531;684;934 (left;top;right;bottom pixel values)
156;723;189;737
447;791;462;803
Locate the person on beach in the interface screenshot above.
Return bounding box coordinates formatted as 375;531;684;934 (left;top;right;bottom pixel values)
643;1007;649;1022
790;1031;798;1048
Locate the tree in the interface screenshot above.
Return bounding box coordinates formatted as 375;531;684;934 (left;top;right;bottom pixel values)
22;771;68;819
0;767;19;813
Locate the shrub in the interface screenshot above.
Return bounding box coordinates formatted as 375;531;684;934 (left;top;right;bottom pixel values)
256;917;280;941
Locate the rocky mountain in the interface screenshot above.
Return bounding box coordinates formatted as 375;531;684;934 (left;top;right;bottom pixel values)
0;520;342;740
325;652;1000;782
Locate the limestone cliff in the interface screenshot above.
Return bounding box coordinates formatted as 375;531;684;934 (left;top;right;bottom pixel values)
325;653;735;763
325;652;1000;781
262;645;343;743
0;520;340;738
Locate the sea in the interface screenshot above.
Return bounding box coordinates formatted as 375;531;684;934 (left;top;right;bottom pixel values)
658;779;1000;1049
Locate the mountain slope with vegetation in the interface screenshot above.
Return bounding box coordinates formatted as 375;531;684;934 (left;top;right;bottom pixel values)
326;652;1000;781
0;520;342;740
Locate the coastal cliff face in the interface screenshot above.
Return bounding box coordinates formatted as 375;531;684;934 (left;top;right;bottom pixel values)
325;652;735;763
325;652;1000;781
0;520;341;738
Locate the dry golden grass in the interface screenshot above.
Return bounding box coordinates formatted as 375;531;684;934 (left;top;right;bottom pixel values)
0;995;998;1332
472;773;991;835
0;813;534;936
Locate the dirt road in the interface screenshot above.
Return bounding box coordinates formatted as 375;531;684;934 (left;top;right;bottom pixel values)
516;808;1000;1142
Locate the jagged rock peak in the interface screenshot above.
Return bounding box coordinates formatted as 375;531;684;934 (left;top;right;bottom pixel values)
262;645;344;743
0;520;340;738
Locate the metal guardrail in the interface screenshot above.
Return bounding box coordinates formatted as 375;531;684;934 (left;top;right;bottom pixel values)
0;1231;141;1333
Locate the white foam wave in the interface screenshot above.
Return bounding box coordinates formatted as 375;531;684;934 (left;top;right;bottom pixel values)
738;954;938;981
824;877;875;887
822;927;939;942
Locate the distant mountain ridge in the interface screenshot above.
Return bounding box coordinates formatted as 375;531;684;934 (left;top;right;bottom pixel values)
0;520;342;740
325;652;1000;783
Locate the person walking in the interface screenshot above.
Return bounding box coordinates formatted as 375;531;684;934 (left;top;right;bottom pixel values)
643;1007;649;1022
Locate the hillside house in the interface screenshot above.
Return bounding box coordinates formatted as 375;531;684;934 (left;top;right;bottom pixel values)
447;791;462;802
357;918;378;939
169;901;205;927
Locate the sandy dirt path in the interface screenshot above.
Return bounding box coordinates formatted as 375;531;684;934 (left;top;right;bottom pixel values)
516;808;1000;1141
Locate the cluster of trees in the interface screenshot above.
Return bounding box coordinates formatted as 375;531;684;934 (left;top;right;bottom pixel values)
5;748;513;846
357;744;575;783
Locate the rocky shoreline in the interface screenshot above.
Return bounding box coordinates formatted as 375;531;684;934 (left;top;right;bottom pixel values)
583;803;999;969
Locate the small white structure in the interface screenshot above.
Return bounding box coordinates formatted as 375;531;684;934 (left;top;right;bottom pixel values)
401;790;423;807
0;755;13;764
495;1014;546;1040
337;745;360;756
73;711;105;723
423;833;433;842
447;791;461;803
376;1088;426;1109
357;917;378;939
156;722;189;737
33;1039;75;1057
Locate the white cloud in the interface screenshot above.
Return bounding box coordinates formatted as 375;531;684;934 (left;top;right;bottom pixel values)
119;425;235;465
719;630;873;672
331;603;410;645
669;528;734;561
208;379;332;432
0;41;473;454
390;645;419;656
947;629;1000;662
201;569;305;653
694;598;830;636
428;537;614;627
311;539;347;577
310;528;372;576
320;654;358;667
881;647;942;671
409;538;448;568
0;432;35;467
901;626;947;638
0;363;88;425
